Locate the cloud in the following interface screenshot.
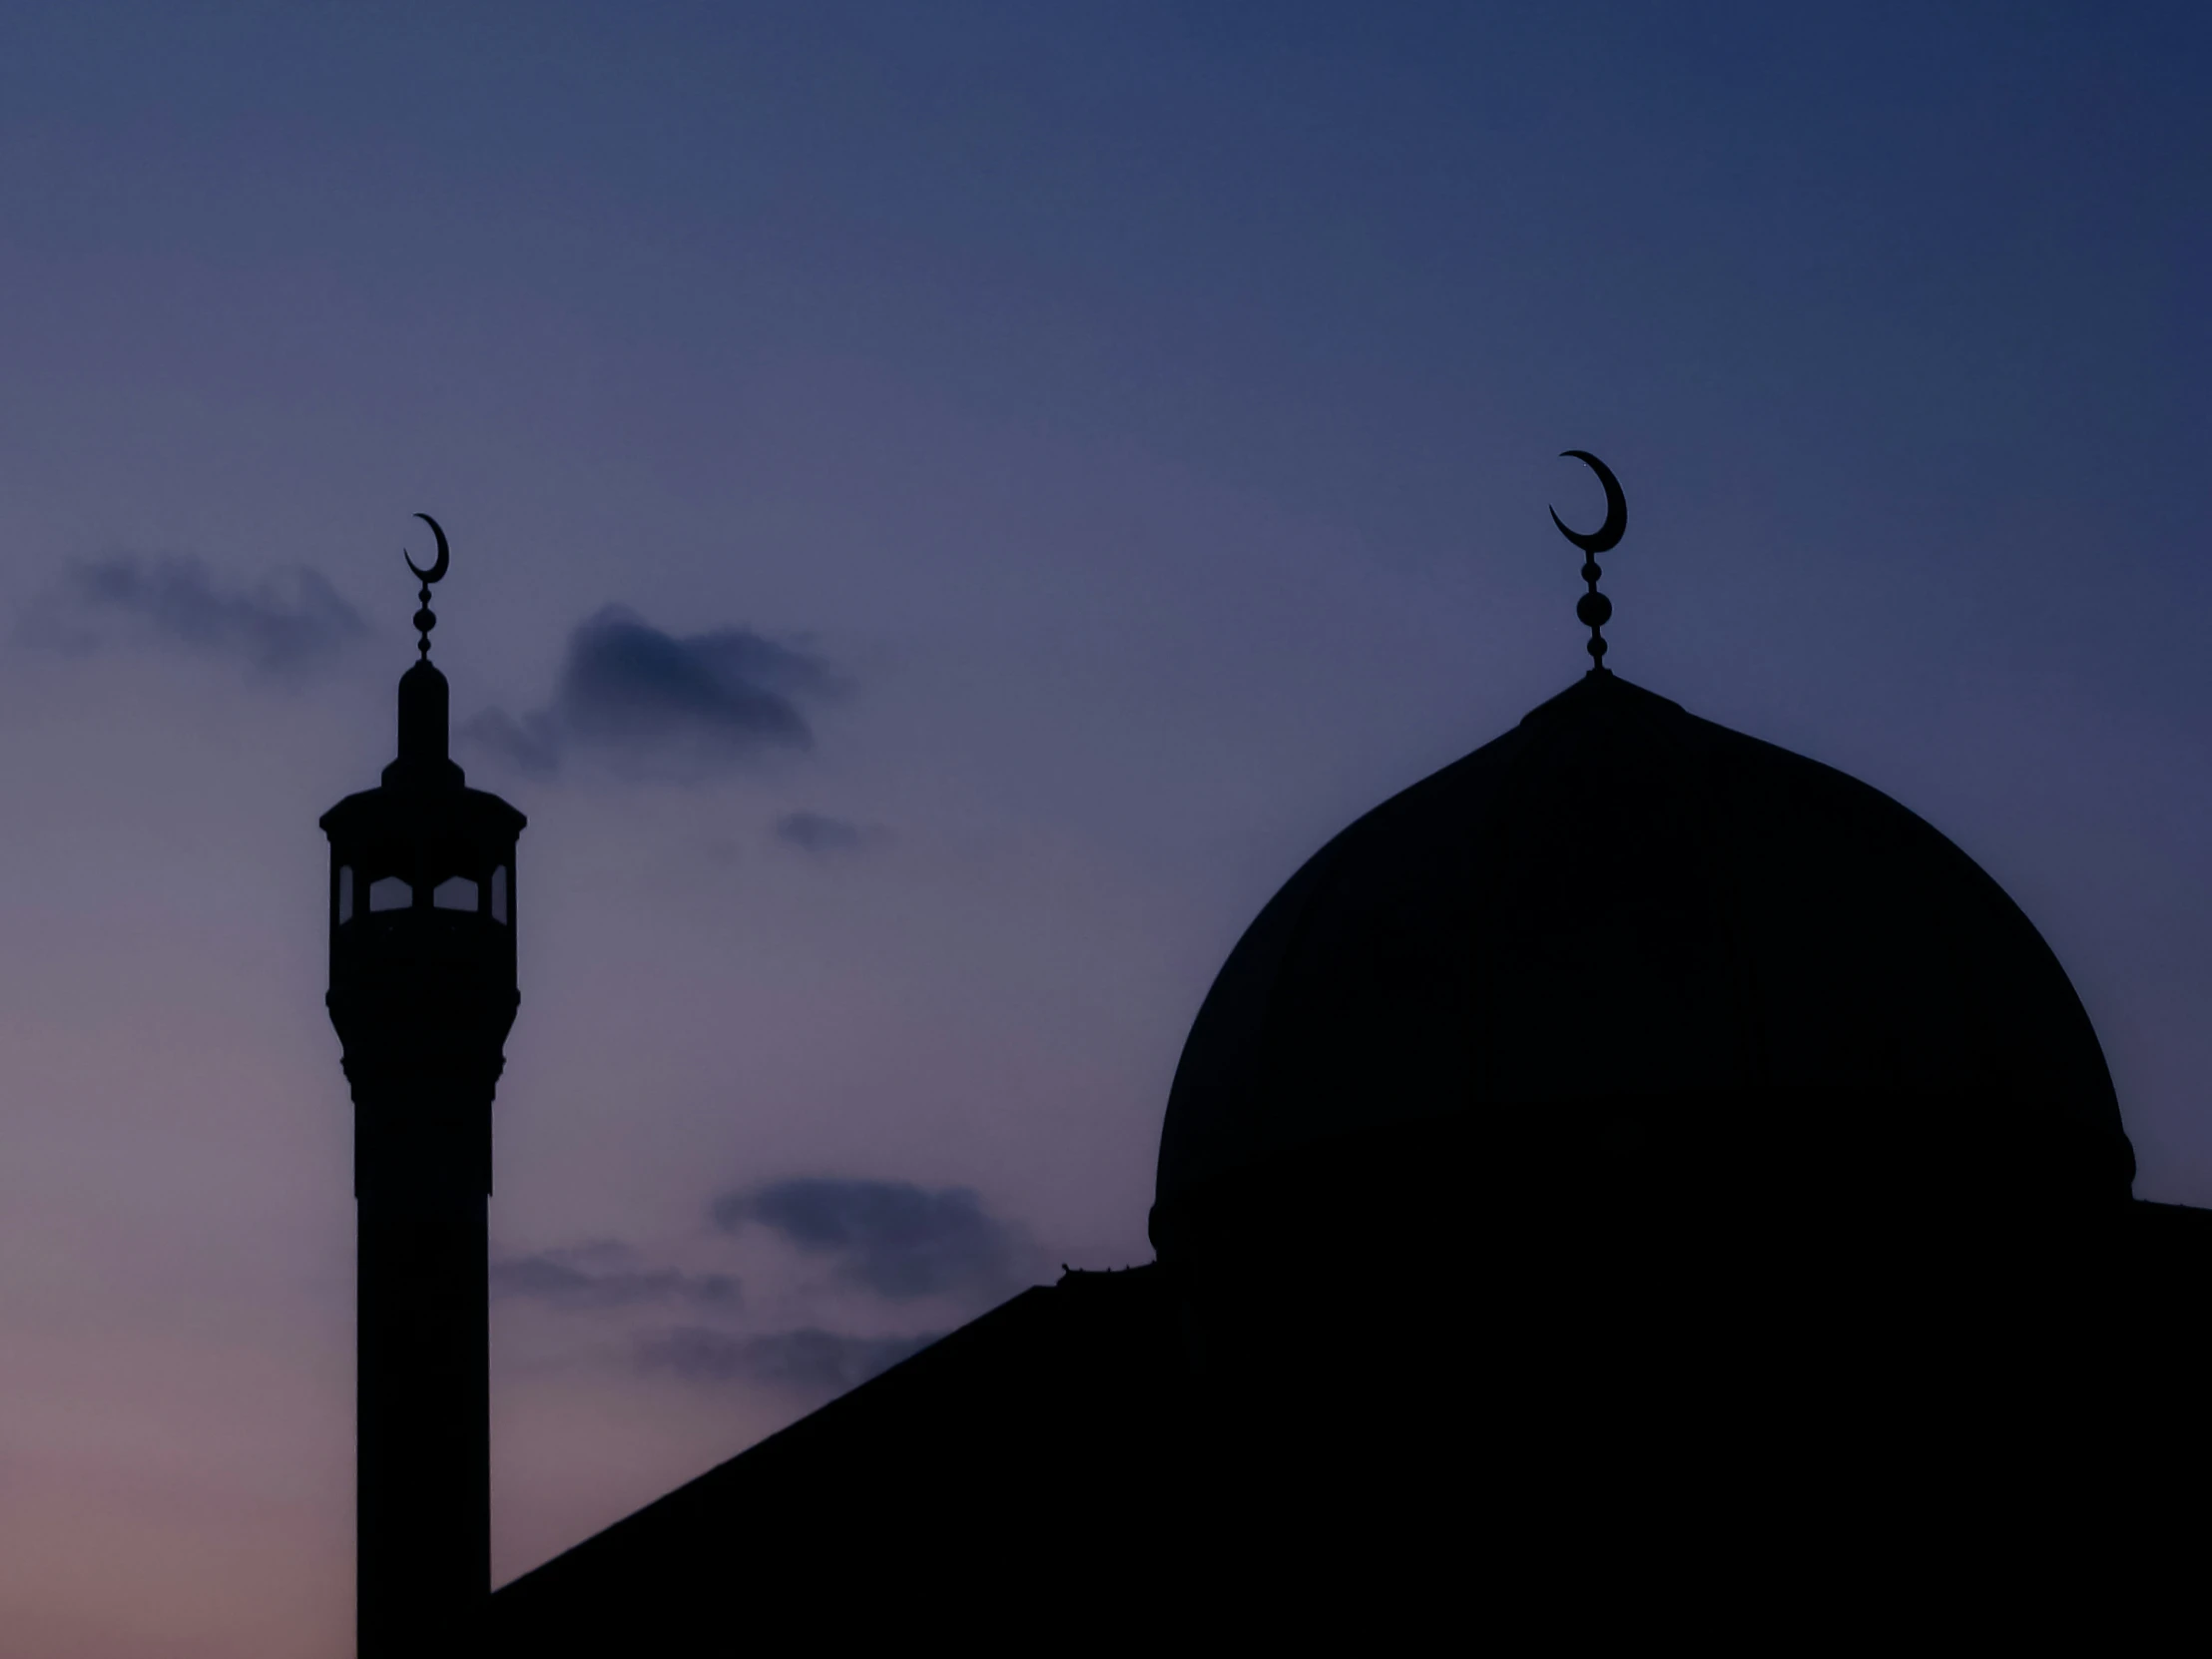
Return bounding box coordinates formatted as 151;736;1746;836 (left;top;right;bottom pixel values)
463;708;563;777
465;605;844;781
772;811;884;855
712;1178;1023;1303
501;1177;1015;1400
19;553;365;680
489;1242;740;1312
635;1327;938;1392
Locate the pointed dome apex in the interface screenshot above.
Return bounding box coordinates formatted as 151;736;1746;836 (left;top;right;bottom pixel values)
1152;673;2132;1255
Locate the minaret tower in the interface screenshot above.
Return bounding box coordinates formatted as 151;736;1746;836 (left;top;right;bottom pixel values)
321;517;524;1654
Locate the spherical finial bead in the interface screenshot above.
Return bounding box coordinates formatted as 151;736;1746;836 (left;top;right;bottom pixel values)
414;607;437;637
1576;592;1613;628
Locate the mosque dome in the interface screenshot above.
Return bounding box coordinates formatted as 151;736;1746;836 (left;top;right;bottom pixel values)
1152;672;2133;1257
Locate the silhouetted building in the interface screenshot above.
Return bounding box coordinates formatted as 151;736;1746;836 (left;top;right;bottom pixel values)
444;467;2207;1642
324;531;523;1656
486;666;2212;1646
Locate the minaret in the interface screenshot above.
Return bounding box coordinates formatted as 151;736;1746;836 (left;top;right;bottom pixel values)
321;517;524;1655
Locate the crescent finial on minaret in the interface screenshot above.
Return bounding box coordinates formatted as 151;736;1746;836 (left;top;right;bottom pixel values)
404;513;449;660
1549;452;1626;674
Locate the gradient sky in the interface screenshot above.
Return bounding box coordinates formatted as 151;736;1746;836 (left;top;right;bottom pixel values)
0;4;2206;1652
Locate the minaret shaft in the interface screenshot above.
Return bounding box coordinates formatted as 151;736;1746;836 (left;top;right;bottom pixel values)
355;1109;489;1654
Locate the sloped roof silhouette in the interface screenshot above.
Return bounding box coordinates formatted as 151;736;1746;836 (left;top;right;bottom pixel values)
489;1267;1183;1650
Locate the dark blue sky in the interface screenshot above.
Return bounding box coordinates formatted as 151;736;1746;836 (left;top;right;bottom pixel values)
0;6;2204;1651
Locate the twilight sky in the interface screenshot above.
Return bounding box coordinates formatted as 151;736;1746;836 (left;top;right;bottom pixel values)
0;4;2206;1652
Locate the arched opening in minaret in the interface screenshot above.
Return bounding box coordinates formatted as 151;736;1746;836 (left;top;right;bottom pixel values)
433;875;478;912
337;866;354;925
490;865;509;925
368;876;412;912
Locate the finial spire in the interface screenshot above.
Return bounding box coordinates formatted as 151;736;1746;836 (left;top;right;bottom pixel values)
1548;451;1627;674
403;513;451;660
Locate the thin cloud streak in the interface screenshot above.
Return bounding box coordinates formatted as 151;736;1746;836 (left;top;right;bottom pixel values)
773;811;883;855
489;1243;740;1313
18;553;366;682
714;1178;1027;1304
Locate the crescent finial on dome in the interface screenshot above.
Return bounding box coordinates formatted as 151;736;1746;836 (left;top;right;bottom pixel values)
1550;451;1626;674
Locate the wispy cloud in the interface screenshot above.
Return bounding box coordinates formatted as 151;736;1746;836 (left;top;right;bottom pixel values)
505;1175;1024;1399
489;1242;739;1313
712;1178;1027;1303
465;605;844;781
465;709;563;776
634;1327;937;1392
19;553;366;681
772;811;885;855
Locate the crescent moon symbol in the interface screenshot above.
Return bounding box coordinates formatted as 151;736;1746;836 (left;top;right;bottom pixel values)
1548;451;1626;555
404;513;450;585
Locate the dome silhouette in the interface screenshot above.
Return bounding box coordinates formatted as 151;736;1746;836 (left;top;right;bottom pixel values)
1154;672;2134;1253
